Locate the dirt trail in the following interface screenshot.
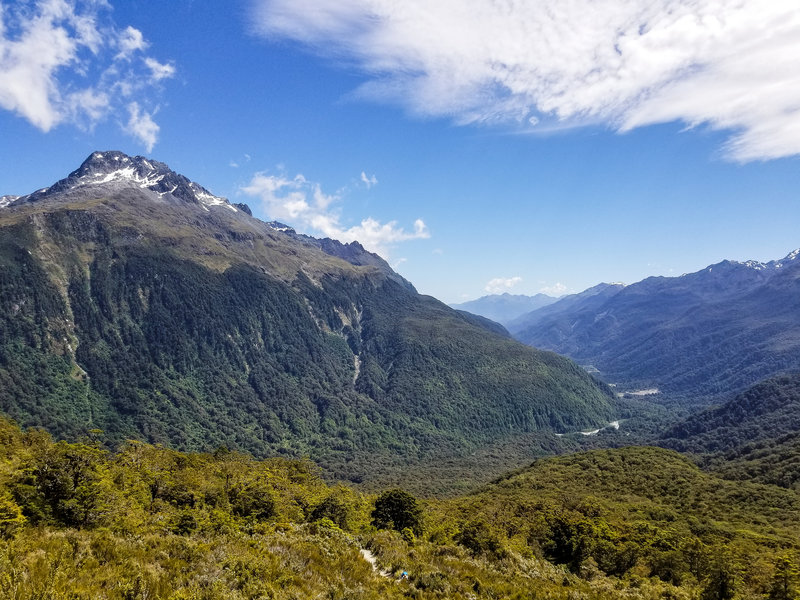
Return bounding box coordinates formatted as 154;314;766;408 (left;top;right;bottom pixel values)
360;548;393;578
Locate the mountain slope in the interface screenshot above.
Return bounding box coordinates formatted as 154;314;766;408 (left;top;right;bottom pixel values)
661;374;800;453
507;283;625;335
0;151;614;480
450;292;556;326
511;255;800;404
659;373;800;488
443;445;800;589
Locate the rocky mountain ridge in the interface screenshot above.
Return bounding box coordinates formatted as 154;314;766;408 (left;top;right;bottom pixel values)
511;251;800;405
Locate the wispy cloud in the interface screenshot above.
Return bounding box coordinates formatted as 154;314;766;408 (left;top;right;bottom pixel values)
241;170;429;257
144;57;176;82
229;154;252;169
251;0;800;161
0;0;174;149
360;171;378;188
485;276;522;294
540;282;568;296
126;102;159;152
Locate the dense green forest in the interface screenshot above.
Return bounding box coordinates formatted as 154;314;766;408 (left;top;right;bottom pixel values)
660;374;800;489
1;417;799;599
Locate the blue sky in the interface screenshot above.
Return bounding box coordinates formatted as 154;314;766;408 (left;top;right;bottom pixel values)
1;0;799;303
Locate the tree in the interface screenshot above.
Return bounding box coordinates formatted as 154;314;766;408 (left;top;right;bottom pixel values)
0;492;26;537
455;520;506;559
701;556;737;600
371;489;422;535
311;495;350;529
769;555;799;600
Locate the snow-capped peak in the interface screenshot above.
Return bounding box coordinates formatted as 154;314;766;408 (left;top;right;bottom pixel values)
16;151;237;212
772;248;800;269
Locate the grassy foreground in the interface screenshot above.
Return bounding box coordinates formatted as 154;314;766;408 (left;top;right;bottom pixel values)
1;417;799;599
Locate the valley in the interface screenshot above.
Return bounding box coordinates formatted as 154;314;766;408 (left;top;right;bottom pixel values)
2;1;798;598
1;152;799;600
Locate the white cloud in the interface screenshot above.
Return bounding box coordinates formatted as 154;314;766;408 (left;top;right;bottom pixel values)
485;276;522;294
252;0;800;161
126;102;159;152
0;0;173;149
241;170;429;257
116;26;147;59
540;282;568;296
360;171;378;188
144;57;176;82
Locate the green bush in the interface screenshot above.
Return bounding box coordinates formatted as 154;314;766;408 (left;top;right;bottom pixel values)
371;489;423;536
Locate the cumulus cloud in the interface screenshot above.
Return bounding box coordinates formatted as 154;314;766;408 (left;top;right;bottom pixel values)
0;0;174;148
485;276;522;294
241;171;429;257
251;0;800;161
116;25;147;59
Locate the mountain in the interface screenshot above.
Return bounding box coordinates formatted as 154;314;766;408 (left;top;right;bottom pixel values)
0;151;615;481
506;283;625;334
661;373;800;453
450;292;557;326
510;254;800;405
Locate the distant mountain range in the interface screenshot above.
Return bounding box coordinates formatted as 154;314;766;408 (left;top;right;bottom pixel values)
0;151;614;481
509;252;800;405
450;293;557;326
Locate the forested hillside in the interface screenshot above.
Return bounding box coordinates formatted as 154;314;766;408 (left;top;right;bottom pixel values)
661;374;800;489
0;152;615;483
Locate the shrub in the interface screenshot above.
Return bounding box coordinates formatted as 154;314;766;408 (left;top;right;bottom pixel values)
371;489;422;536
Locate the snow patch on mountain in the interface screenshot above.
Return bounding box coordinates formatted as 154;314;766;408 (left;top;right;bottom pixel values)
266;221;295;233
0;195;20;209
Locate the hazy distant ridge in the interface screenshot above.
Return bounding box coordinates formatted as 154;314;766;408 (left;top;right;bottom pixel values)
450;292;557;326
